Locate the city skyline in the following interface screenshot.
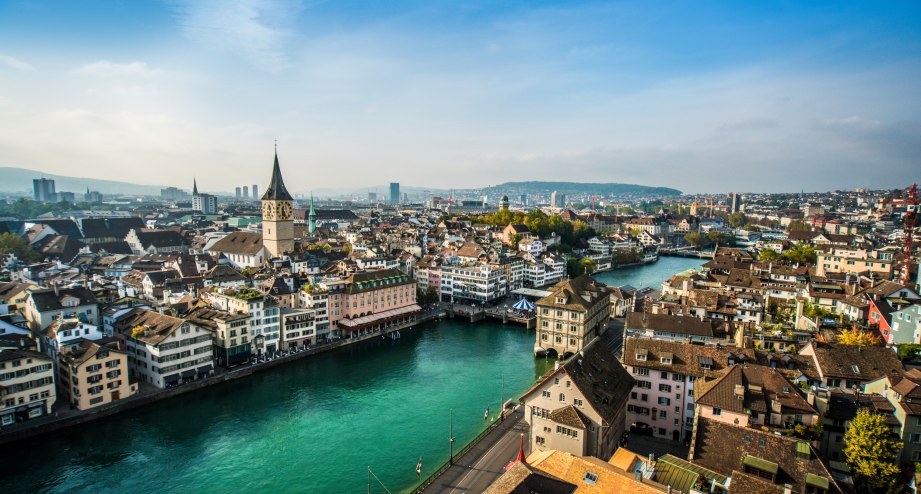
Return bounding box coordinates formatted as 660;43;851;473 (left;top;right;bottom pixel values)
0;1;919;193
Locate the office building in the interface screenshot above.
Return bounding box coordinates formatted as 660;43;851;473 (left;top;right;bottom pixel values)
33;178;56;202
390;182;400;205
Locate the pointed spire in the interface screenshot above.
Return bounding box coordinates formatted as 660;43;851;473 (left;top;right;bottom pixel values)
193;177;198;195
309;194;316;217
263;147;293;201
515;433;526;464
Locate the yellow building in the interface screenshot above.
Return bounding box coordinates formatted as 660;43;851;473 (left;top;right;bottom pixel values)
0;349;56;427
535;275;610;358
59;338;136;410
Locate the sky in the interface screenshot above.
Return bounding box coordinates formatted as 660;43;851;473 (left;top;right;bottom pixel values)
0;1;919;195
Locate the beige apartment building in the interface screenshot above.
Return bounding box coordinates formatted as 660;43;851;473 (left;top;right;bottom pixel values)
59;338;136;410
815;247;893;278
0;349;56;427
534;275;610;358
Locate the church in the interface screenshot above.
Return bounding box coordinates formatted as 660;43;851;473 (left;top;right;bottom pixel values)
207;150;295;267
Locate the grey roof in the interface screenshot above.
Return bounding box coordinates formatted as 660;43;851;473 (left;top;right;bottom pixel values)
261;151;293;201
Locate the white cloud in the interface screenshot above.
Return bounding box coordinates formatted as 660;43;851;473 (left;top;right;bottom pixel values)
73;60;160;78
0;53;35;72
168;0;301;70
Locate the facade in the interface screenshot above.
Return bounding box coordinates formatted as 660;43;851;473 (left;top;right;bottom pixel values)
280;308;326;348
261;151;295;259
323;269;419;335
440;264;507;304
205;288;281;355
208;231;266;269
23;287;99;332
33;178;56;202
520;339;633;460
58;338;135;410
815;247;892;278
0;349;56;426
117;309;214;389
891;304;921;346
185;306;251;368
622;337;755;443
41;317;106;359
191;180;218;215
390;182;400;204
535;275;610;358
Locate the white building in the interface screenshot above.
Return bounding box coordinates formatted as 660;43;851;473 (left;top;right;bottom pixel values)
440;264;507;304
118;309;214;389
206;288;282;355
0;349;56;427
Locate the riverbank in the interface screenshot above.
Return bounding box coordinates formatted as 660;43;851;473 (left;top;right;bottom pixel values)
0;313;436;447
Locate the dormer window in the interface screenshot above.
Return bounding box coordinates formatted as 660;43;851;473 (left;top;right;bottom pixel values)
636;349;647;361
851;365;860;374
660;352;673;365
698;356;713;370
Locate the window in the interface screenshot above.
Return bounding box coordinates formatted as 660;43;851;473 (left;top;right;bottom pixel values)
636;380;651;389
631;392;638;399
660;411;667;419
713;407;722;416
559;393;566;403
641;393;648;402
582;472;598;485
658;397;671;406
660;371;668;379
574;398;583;407
911;433;921;444
633;368;649;376
542;390;551;398
659;384;672;392
536;436;545;445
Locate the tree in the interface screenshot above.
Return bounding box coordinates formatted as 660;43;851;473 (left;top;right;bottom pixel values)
0;232;40;263
844;409;902;493
837;326;881;346
727;212;747;228
758;249;781;262
579;258;597;274
684;232;708;250
566;257;586;277
782;242;817;264
706;231;735;246
787;220;810;233
416;287;438;306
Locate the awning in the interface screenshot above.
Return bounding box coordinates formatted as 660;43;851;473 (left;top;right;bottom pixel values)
164;374;180;383
180;369;196;378
338;304;423;329
197;365;213;374
512;298;535;311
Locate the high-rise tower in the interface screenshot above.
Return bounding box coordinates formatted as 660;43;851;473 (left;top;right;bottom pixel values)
262;150;294;258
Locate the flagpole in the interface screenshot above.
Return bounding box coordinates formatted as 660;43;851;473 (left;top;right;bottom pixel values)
449;408;455;465
367;466;370;494
500;374;504;422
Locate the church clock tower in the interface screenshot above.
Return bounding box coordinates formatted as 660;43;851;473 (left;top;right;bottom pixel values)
262;149;294;258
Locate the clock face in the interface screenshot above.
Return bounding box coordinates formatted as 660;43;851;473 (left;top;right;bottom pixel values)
263;202;275;220
278;202;292;220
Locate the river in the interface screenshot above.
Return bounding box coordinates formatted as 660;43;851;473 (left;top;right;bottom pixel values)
0;257;703;494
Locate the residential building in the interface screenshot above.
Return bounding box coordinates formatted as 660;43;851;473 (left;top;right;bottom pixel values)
0;349;55;426
441;264;506;304
622;337;754;442
324;268;419;335
689;417;843;493
208;231;265;269
185;306;251;368
125;228;186;255
535;275;610;358
23;287;99;332
816;247;893;278
520;339;633;459
117;309;214;388
41;317;105;359
891;304;921;346
624;312;721;343
191;179;218;215
205;288;281;355
798;342;903;391
58;338;135;410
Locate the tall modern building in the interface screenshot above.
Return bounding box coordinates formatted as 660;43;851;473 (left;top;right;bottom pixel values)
252;184;258;200
520;194;527;206
262;151;295;258
368;192;377;204
390;183;400;205
731;192;740;213
235;187;242;199
242;185;249;199
191;179;218;215
550;191;566;209
160;187;189;201
33;178;56;202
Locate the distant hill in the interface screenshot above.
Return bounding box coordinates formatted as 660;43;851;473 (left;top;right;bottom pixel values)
483;181;681;197
0;167;166;196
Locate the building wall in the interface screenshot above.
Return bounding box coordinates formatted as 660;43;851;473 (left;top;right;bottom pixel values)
126;322;214;389
536;297;610;357
0;352;56;427
60;349;133;410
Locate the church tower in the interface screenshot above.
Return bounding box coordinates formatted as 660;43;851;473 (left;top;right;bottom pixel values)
262;149;294;258
308;194;317;234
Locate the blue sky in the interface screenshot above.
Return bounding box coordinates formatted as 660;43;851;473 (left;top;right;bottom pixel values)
0;1;919;195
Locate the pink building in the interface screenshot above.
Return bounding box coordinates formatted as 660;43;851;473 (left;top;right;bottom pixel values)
324;269;421;336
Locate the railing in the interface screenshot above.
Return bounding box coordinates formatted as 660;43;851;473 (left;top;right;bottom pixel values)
409;420;502;494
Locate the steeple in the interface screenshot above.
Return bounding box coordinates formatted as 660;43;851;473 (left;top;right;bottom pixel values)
262;148;293;201
193;177;198;195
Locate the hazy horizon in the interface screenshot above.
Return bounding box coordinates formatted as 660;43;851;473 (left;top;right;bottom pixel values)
1;1;919;194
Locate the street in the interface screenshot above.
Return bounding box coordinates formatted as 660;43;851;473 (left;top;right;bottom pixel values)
423;408;530;493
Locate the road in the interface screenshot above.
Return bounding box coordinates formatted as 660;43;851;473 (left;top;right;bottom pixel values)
423;408;530;493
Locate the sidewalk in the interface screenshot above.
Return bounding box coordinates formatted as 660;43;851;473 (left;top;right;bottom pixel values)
417;407;528;493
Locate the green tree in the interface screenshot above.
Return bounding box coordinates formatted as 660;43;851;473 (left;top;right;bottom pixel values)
727;212;747;228
787;220;810;233
416;287;438;306
844;409;902;493
758;249;781;262
684;232;708;250
782;243;817;264
0;233;40;263
566;257;585;277
579;258;597;274
706;231;735;246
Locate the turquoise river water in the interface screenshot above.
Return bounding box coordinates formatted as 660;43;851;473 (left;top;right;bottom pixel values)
0;257;703;494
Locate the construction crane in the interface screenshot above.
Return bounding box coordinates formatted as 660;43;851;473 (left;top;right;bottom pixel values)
900;184;919;286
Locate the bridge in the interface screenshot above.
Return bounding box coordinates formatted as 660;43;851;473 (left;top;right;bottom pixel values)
659;247;715;259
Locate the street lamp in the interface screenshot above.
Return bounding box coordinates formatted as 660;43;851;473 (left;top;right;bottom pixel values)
449;408;456;465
